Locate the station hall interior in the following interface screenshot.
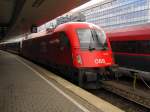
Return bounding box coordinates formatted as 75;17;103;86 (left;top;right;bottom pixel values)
0;0;150;112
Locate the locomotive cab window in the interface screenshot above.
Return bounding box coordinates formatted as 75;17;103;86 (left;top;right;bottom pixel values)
76;29;108;50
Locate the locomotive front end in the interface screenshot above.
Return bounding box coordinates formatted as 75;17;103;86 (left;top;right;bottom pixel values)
70;23;115;88
73;24;114;68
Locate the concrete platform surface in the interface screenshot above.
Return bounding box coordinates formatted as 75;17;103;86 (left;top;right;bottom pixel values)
0;50;124;112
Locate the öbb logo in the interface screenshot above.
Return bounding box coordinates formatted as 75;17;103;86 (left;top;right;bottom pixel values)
95;58;106;64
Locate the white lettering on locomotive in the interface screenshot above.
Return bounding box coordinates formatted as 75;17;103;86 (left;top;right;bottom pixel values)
95;58;106;64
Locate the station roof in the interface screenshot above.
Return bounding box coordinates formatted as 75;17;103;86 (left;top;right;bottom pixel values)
0;0;88;40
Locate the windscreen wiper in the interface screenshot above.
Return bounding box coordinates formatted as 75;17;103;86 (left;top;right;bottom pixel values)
89;45;95;51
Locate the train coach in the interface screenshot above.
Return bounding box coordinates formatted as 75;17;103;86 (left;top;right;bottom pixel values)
0;41;21;54
1;22;115;88
107;24;150;80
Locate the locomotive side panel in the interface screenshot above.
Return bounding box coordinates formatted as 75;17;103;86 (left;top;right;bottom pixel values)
22;32;73;68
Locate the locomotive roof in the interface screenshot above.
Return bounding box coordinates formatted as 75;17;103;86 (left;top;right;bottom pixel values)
54;22;102;32
23;22;103;41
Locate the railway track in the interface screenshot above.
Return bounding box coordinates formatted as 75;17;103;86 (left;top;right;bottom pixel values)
45;66;150;111
100;80;150;110
89;88;149;112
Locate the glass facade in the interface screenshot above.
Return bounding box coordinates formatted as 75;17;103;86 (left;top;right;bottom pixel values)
37;19;56;32
81;0;150;29
37;12;85;32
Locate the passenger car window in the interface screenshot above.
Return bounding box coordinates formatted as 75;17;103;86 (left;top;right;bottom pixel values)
111;40;150;54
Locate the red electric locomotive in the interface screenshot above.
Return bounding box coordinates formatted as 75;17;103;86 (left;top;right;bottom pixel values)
22;22;114;87
107;24;150;80
1;22;114;87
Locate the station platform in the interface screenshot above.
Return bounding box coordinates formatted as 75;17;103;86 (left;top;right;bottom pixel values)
0;50;124;112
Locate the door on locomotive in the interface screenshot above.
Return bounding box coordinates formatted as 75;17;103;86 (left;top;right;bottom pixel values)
58;32;72;66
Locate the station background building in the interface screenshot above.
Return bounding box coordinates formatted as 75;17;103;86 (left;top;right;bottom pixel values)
56;12;86;25
38;0;150;31
80;0;150;30
37;12;85;32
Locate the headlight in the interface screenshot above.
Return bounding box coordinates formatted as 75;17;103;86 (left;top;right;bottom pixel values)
77;55;82;64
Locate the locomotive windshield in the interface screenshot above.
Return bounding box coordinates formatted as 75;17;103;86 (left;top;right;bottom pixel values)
77;29;108;50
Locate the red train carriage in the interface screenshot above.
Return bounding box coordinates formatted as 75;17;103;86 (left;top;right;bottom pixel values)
107;24;150;80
